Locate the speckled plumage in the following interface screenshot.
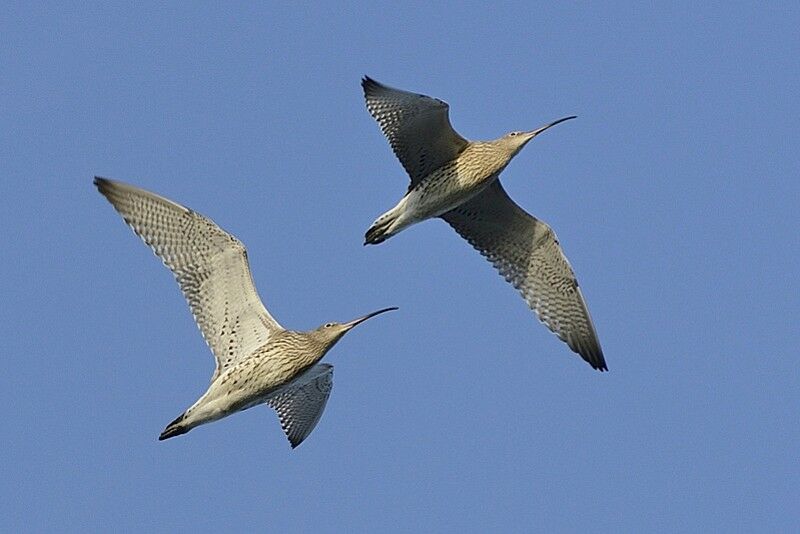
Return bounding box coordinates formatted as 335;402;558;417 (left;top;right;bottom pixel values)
96;178;396;447
362;76;606;371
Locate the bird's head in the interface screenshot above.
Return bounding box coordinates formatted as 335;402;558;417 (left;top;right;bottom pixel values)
500;115;577;156
313;307;398;348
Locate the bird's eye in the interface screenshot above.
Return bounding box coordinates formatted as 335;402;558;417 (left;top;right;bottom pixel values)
509;131;518;137
324;323;334;328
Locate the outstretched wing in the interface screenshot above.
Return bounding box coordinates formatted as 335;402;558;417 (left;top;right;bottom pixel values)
442;180;606;371
362;76;469;188
95;177;283;380
266;363;333;448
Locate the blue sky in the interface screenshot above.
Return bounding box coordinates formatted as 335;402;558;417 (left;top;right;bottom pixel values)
2;2;798;532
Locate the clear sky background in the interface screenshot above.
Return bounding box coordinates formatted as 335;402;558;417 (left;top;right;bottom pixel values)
2;2;798;532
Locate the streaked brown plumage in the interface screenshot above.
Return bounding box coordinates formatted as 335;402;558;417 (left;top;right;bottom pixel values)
362;76;606;371
96;177;396;447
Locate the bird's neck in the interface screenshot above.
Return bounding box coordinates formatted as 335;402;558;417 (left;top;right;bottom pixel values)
282;330;329;369
462;142;514;177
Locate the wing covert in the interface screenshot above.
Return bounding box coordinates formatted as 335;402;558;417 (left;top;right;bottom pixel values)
95;177;283;380
266;363;333;448
362;76;469;187
442;180;606;370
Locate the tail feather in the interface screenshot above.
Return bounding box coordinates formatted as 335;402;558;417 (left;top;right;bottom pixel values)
364;216;396;245
365;202;408;245
158;413;190;441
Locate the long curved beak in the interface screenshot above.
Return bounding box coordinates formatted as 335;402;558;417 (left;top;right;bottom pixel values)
526;115;577;139
343;307;399;330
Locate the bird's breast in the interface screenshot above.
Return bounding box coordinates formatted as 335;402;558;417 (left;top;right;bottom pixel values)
409;158;500;221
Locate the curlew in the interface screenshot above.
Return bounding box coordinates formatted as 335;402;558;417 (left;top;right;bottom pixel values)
96;178;396;447
361;77;605;371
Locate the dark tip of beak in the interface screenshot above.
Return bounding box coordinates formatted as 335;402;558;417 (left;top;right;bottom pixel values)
530;115;577;137
344;307;398;329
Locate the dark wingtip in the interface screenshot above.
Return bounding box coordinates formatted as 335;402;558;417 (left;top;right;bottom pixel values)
572;336;607;372
94;176;110;192
588;349;608;372
94;177;123;201
361;75;384;96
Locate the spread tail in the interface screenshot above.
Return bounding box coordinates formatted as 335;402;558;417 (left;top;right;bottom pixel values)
158;413;190;441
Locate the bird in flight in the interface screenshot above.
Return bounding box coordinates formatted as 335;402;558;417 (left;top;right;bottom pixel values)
361;77;605;371
96;177;397;447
